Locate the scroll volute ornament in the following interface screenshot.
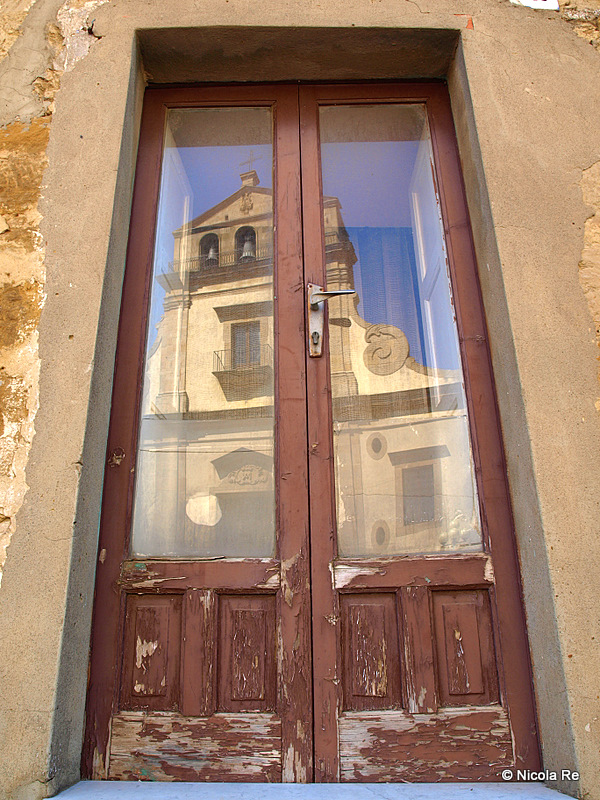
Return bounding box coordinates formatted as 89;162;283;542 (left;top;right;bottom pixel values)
363;324;410;375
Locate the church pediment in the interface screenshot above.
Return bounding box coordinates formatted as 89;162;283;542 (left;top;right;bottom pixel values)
173;170;273;237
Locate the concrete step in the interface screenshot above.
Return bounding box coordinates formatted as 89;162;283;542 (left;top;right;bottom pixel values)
55;782;570;800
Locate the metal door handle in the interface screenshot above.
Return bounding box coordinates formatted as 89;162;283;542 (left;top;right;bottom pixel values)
307;282;355;357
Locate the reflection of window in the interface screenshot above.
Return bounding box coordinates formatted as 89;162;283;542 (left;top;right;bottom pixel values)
402;464;435;525
235;226;256;262
232;322;260;368
389;444;449;539
200;233;219;265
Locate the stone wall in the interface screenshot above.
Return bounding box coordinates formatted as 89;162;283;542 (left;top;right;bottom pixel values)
0;0;106;579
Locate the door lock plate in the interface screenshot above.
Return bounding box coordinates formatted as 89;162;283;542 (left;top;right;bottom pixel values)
307;283;355;357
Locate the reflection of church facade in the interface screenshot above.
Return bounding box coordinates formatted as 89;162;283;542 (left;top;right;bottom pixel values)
133;167;481;560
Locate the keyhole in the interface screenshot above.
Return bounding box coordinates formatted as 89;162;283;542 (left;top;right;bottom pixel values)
312;331;320;346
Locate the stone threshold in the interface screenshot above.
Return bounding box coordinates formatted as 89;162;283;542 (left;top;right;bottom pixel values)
56;782;570;799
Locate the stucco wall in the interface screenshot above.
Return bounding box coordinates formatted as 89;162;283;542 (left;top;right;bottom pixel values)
0;0;599;798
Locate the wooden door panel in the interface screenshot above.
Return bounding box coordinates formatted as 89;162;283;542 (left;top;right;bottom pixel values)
431;590;499;705
400;585;437;714
182;589;215;716
108;712;281;781
120;558;281;591
218;594;277;711
336;579;507;779
338;707;513;782
335;576;512;779
332;554;495;591
111;590;280;781
340;594;402;710
120;594;182;711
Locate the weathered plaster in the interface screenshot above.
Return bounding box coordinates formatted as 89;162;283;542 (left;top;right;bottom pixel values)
562;1;600;49
579;160;600;400
54;0;107;73
0;2;111;793
0;0;63;124
0;114;48;576
0;0;39;62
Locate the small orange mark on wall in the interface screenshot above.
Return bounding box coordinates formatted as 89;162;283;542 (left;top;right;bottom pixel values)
454;14;474;29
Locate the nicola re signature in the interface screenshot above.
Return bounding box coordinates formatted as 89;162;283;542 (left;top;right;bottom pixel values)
501;769;580;781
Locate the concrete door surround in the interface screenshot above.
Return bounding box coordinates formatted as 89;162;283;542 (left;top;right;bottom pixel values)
43;25;580;794
2;6;599;797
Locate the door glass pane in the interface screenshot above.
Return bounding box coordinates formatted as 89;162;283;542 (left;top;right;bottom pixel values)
131;107;275;558
319;104;483;557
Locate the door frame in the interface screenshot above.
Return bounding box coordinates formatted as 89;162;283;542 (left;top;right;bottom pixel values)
82;81;540;782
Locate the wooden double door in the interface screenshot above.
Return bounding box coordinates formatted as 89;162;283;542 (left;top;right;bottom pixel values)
83;83;540;782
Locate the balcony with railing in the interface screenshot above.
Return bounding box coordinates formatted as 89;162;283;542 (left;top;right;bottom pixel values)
169;244;273;274
212;344;274;401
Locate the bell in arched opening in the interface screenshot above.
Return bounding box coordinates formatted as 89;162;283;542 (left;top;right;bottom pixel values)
241;233;255;261
236;226;257;263
206;243;218;265
200;233;219;267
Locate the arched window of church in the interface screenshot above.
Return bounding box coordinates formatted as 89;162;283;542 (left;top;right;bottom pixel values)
235;226;256;262
200;233;219;266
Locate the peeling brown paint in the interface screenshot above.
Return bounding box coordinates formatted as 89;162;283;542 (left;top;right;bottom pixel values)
283;742;308;783
107;447;126;467
256;567;280;589
339;706;513;780
108;712;282;781
281;552;300;607
333;554;494;590
135;636;159;670
91;746;106;781
119;559;279;591
333;562;387;589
